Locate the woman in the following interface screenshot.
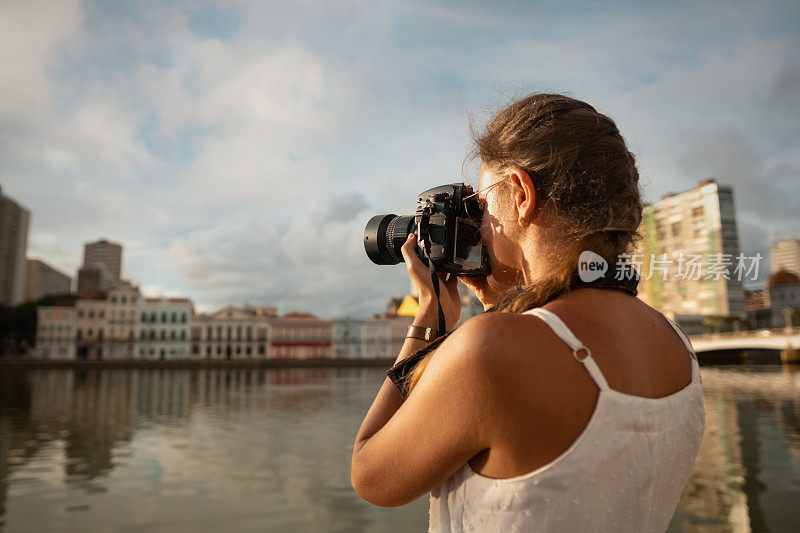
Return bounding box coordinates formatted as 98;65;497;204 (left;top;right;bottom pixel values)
351;94;706;532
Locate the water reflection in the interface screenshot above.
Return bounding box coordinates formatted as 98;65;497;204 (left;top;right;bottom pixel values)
670;366;800;532
1;366;799;532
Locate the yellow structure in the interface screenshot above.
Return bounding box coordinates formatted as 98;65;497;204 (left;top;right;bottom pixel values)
396;295;419;316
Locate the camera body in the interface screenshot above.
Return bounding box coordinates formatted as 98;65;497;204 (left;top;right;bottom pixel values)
364;183;491;276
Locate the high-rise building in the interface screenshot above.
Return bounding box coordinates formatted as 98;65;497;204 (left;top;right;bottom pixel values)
770;238;800;277
83;239;122;278
0;185;30;306
77;239;122;295
25;258;72;301
638;179;747;324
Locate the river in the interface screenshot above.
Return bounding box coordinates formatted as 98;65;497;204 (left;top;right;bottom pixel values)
0;365;798;532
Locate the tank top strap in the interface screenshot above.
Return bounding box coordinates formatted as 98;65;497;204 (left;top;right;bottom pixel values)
525;308;610;391
663;315;700;381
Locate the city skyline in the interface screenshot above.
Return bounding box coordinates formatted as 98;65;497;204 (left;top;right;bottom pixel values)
2;0;799;317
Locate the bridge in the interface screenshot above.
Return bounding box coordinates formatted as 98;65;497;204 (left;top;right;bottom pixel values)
688;327;800;362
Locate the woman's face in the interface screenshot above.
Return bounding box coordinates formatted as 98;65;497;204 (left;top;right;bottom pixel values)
477;163;525;286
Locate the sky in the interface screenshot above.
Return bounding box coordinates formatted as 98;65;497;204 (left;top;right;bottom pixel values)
1;0;799;318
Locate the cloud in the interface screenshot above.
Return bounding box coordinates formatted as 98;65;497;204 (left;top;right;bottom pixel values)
167;194;406;317
316;192;370;223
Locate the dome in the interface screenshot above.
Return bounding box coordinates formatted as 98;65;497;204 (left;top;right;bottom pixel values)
766;269;800;287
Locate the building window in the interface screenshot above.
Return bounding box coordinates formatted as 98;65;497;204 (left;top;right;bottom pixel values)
121;295;127;304
161;312;167;323
151;312;157;322
181;313;187;323
181;330;186;340
171;312;177;323
111;295;117;303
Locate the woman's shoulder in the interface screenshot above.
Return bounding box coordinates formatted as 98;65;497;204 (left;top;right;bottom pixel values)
441;311;570;378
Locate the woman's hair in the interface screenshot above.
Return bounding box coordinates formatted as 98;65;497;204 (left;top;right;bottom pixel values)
403;93;643;395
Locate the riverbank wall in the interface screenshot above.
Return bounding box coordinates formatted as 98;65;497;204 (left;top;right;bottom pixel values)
0;357;396;369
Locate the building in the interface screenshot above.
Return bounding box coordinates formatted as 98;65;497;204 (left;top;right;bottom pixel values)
362;318;391;358
270;312;332;359
106;280;140;359
137;297;193;360
75;291;108;360
83;239;122;279
77;239;122;296
638;179;747;327
744;288;767;311
333;318;364;359
386;315;414;355
764;270;800;328
0;185;30;306
35;302;76;359
191;305;271;360
25;258;72;301
77;265;117;297
770;238;800;277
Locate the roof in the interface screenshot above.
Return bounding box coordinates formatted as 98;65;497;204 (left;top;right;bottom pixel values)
766;269;800;287
283;312;317;319
81;290;107;300
50;298;76;307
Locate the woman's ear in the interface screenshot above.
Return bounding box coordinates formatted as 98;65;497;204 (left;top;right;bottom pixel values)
507;167;536;222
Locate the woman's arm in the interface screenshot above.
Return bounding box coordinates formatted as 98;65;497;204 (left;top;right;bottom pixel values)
350;314;498;507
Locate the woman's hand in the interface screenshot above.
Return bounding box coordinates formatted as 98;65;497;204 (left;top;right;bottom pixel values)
458;273;517;311
400;233;461;332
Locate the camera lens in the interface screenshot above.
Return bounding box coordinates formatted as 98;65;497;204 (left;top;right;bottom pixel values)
364;214;416;265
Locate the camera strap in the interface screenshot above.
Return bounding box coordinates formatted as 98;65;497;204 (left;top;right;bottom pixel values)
420;238;447;336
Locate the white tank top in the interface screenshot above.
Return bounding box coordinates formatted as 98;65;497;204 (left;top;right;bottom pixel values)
428;308;706;532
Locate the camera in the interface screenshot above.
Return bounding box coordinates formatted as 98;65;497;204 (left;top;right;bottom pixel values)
363;183;491;276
